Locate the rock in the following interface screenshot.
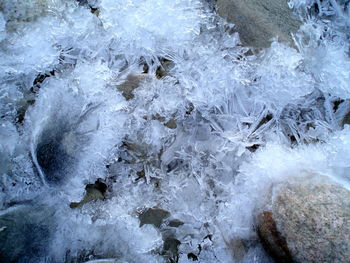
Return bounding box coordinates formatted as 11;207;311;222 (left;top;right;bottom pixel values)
113;138;163;172
216;0;301;49
257;174;350;263
257;211;293;263
230;238;248;261
162;236;181;259
150;113;166;122
136;169;145;181
139;207;170;228
138;207;183;261
168;219;184;228
70;180;107;208
155;58;175;79
164;119;177;129
149;114;177;129
117;74;149;100
119;140;150;163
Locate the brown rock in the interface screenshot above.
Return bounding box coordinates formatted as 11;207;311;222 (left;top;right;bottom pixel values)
257;175;350;263
117;74;149;100
257;211;293;263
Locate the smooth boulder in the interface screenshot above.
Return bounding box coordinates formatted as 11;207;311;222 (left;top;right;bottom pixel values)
216;0;301;48
257;174;350;263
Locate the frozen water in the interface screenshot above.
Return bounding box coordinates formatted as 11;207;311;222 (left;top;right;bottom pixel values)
0;12;6;42
0;0;349;262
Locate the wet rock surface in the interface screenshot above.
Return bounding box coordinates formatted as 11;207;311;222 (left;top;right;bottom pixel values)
216;0;301;48
257;175;350;263
139;207;170;228
1;0;350;261
257;211;293;263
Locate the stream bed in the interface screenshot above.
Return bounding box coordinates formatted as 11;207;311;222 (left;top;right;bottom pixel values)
0;0;349;262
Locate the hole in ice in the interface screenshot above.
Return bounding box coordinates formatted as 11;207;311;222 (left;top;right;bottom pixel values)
333;99;345;112
34;102;100;185
36;124;76;185
166;159;185;173
187;252;198;261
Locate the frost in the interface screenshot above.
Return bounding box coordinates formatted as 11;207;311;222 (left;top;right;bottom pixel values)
0;0;48;25
0;0;349;262
99;0;204;57
0;12;6;41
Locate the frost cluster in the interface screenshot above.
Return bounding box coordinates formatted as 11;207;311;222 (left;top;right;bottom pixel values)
0;0;349;262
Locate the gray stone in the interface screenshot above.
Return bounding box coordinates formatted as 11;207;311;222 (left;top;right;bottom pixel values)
164;119;177;129
162;236;180;259
139;207;170;228
216;0;302;48
168;219;184;228
257;174;350;263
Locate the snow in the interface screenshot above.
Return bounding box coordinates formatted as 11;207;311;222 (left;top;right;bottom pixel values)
0;0;349;262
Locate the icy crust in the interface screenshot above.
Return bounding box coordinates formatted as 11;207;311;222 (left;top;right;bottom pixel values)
0;12;5;41
290;0;350;98
98;0;204;57
0;0;103;141
0;0;48;25
290;0;350;23
0;0;349;262
0;1;107;209
50;205;164;262
26;62;128;192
